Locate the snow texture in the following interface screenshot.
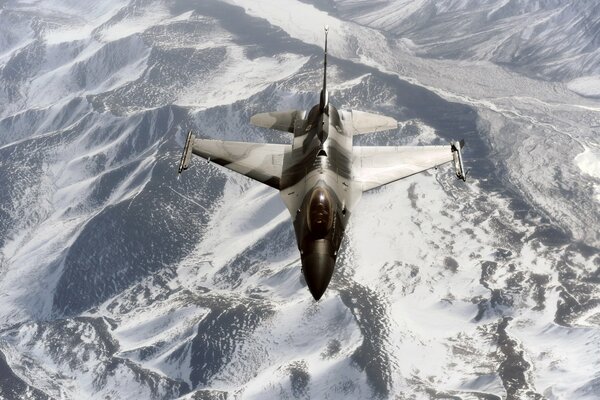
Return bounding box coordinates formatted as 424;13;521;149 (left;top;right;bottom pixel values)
0;0;599;399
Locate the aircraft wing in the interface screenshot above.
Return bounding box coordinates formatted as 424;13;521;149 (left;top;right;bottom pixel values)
190;137;291;189
353;145;455;192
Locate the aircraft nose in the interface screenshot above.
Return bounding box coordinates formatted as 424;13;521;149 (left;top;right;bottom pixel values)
302;252;335;300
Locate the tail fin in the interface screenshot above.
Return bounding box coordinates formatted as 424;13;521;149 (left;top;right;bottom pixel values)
319;25;329;113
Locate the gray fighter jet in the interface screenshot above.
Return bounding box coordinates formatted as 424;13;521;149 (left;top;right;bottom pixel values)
178;27;467;300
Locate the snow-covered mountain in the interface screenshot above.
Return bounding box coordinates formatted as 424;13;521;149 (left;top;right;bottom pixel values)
327;0;600;85
1;0;599;399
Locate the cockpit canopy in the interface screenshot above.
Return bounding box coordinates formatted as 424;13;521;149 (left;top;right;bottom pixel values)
307;187;334;238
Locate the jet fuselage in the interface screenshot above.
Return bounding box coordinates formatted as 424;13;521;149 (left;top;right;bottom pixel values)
178;26;467;301
279;103;361;300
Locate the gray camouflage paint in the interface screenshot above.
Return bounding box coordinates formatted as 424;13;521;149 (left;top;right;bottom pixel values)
191;100;359;300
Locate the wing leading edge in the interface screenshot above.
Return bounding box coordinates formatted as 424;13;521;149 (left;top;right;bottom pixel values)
353;144;457;192
190;136;291;189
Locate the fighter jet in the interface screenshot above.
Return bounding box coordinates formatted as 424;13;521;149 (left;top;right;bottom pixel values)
178;26;467;300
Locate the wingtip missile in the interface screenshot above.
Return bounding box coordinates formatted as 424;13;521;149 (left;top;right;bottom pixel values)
451;139;467;182
178;130;194;173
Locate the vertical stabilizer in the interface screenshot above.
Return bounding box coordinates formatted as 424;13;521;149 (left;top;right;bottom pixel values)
319;25;329;113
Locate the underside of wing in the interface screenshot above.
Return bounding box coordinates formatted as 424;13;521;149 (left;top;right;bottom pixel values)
192;138;291;189
353;145;454;192
340;110;398;135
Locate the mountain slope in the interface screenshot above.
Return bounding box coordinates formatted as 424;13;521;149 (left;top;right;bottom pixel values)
0;0;599;399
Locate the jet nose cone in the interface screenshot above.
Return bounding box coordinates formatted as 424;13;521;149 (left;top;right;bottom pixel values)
302;252;335;300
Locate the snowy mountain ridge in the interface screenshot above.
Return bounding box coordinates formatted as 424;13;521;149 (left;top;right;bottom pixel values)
0;0;599;399
327;0;600;87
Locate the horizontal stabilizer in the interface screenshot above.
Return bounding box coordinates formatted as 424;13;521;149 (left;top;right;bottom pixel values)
340;110;398;135
250;110;306;133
